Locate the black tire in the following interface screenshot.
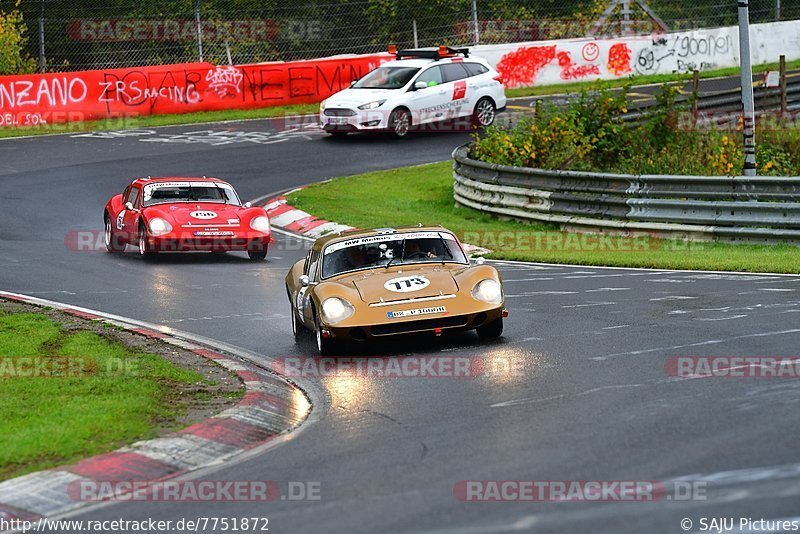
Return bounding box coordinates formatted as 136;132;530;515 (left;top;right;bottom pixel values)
314;313;338;355
389;108;412;138
247;244;268;261
104;215;125;253
472;97;496;128
137;222;157;258
289;293;305;342
476;315;503;339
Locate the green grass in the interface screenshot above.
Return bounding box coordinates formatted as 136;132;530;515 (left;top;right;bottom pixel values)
504;58;800;99
0;104;319;139
287;161;800;273
0;311;207;480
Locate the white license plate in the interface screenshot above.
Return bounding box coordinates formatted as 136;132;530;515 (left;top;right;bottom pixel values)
194;231;235;236
327;117;349;126
387;306;446;319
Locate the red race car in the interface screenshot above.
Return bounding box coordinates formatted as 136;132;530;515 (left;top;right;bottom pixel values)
103;177;271;260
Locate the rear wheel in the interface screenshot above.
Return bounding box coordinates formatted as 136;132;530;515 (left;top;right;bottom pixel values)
472;97;496;128
389;108;411;138
476;316;503;339
104;215;125;253
138;222;157;259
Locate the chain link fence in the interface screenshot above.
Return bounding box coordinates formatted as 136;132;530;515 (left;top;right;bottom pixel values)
6;0;800;73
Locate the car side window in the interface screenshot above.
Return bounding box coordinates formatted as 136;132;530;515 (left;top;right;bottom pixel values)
125;187;140;208
307;251;320;281
441;63;469;83
463;63;489;77
415;66;443;87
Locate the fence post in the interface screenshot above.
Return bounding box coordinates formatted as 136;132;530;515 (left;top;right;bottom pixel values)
38;0;45;72
776;0;781;21
471;0;480;45
780;54;787;114
692;70;700;127
195;0;204;62
738;0;757;176
412;19;418;48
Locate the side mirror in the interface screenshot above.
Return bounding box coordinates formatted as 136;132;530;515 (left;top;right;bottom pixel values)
350;80;357;87
125;202;135;211
244;202;252;208
299;275;311;287
414;81;428;91
474;256;486;265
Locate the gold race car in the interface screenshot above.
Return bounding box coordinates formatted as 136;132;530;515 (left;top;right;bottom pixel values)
285;226;507;354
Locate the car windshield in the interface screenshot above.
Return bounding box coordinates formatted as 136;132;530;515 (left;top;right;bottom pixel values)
321;232;468;279
352;67;420;89
142;182;241;206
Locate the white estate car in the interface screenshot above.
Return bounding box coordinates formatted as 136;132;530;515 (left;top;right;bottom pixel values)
320;47;506;137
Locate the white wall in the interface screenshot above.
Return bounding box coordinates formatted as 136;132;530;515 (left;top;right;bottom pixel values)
471;20;800;88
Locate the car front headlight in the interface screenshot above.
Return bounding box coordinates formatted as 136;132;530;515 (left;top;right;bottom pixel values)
320;100;327;111
148;217;172;236
250;216;271;233
472;279;503;304
358;100;386;110
320;297;355;325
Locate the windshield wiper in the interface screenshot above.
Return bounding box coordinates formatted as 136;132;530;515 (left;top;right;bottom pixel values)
213;182;227;204
384;239;405;269
438;234;454;265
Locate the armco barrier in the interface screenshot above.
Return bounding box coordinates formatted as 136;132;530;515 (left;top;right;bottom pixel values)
0;54;391;127
452;144;800;244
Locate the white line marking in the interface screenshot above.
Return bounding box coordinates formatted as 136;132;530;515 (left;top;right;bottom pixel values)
602;325;630;330
597;328;800;359
492;383;644;408
561;301;617;309
695;314;749;321
585;287;630;293
649;295;698;301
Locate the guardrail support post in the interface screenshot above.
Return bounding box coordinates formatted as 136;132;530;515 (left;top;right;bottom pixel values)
738;0;757;176
471;0;480;45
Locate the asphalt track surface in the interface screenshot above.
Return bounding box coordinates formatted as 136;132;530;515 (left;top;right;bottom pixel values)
2;109;800;534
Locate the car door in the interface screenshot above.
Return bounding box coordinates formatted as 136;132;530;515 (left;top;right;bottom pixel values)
300;250;320;326
406;65;448;125
117;186;141;245
440;62;471;120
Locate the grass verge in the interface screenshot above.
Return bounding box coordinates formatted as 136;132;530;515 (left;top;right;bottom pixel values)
0;104;319;139
286;161;800;274
0;305;239;480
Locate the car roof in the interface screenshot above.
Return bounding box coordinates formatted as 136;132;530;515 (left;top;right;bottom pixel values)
379;56;488;70
312;225;457;251
131;176;231;187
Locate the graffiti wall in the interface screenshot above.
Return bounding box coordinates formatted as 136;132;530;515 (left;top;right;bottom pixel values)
474;20;800;89
0;54;391;127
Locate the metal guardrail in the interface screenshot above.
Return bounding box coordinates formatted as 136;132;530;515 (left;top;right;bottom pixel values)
452;144;800;244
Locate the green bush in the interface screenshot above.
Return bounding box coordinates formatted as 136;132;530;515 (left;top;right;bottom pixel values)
471;84;800;176
0;3;36;75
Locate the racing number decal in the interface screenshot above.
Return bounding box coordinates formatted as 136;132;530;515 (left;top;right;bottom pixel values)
384;276;431;293
452;81;467;101
116;211;126;230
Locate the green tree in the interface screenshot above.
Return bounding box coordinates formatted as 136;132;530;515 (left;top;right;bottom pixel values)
0;2;36;74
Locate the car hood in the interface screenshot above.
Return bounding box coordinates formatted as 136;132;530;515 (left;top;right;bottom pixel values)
325;88;393;108
144;203;245;224
335;266;461;304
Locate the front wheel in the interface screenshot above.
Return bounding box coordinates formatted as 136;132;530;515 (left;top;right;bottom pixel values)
389;108;412;138
476;315;503;339
290;300;305;342
247;244;268;261
138;223;157;258
104;216;125;253
315;314;338;355
472;98;496;128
